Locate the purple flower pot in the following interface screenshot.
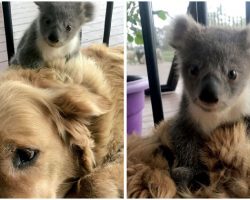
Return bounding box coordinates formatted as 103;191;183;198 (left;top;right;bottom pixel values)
127;75;149;135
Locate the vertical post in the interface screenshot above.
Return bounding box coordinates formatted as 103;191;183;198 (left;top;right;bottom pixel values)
188;1;207;25
165;55;179;90
139;2;164;124
246;2;250;24
103;1;113;46
2;2;15;63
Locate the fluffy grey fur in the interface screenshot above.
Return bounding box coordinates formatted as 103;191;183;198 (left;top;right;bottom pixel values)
11;2;94;68
169;15;250;189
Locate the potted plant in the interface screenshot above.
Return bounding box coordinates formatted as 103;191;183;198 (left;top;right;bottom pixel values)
127;75;148;134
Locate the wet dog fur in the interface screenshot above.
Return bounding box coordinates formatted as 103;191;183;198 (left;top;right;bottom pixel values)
127;119;250;197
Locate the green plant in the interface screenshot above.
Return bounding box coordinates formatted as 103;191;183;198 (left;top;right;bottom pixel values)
127;1;168;45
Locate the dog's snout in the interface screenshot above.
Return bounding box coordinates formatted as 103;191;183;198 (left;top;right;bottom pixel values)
199;75;219;104
48;33;59;43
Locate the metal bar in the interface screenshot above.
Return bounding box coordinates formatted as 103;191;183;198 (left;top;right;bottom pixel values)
188;1;207;25
164;55;179;90
246;2;250;24
103;1;113;46
2;2;15;63
145;54;179;95
139;1;164;124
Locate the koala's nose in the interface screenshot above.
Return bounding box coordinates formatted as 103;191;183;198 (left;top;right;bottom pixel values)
48;33;59;43
199;87;219;104
199;75;219;104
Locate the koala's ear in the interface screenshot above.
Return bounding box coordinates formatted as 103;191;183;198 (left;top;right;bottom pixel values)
241;27;250;50
34;2;42;6
34;2;51;10
79;2;95;23
169;15;202;50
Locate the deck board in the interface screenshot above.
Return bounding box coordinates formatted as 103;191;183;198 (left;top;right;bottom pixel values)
0;1;124;69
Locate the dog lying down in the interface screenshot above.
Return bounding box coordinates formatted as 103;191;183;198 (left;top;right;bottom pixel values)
0;44;124;198
128;119;250;198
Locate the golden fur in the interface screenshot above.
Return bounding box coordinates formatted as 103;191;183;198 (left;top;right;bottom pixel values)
127;120;250;198
0;44;123;198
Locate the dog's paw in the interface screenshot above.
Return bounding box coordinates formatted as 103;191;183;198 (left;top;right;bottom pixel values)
128;163;176;198
147;169;177;198
203;121;250;175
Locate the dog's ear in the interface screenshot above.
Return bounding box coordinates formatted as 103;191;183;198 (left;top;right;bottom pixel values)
78;2;95;23
52;85;111;118
48;85;111;173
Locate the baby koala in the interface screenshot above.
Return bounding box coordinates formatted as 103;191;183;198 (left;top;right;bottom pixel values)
11;2;94;68
169;15;250;189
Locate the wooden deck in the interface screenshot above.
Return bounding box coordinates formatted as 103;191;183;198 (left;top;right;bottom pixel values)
127;62;183;136
0;1;124;69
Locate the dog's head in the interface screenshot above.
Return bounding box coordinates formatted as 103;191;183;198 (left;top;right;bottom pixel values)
35;2;94;47
0;76;110;197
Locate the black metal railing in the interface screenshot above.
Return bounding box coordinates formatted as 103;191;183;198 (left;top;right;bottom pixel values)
2;2;14;63
103;2;114;45
139;2;164;124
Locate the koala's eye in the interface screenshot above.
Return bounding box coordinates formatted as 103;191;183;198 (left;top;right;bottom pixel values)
66;25;72;32
13;148;39;169
228;70;237;80
189;64;200;76
45;19;51;25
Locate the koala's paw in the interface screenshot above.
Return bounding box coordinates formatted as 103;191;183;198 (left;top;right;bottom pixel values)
171;167;210;191
171;167;193;187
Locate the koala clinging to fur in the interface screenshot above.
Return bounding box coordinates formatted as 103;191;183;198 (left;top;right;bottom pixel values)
169;15;250;189
11;2;94;68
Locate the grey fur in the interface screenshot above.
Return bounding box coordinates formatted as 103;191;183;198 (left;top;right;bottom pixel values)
11;2;94;68
169;15;250;188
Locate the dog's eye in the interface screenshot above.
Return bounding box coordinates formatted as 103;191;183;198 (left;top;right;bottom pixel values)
13;148;39;169
66;25;72;32
228;70;237;80
189;64;200;76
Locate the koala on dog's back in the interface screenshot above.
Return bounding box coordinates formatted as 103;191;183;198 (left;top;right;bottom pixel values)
11;2;94;68
168;15;250;188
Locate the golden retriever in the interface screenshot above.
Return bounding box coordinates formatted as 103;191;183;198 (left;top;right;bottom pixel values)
0;44;124;198
127;119;250;198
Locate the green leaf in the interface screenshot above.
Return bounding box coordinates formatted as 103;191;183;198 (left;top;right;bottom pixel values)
154;10;168;20
134;13;140;22
135;31;143;45
127;34;134;43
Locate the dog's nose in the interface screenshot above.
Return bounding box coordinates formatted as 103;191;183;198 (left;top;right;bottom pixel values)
199;75;219;104
48;33;59;43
